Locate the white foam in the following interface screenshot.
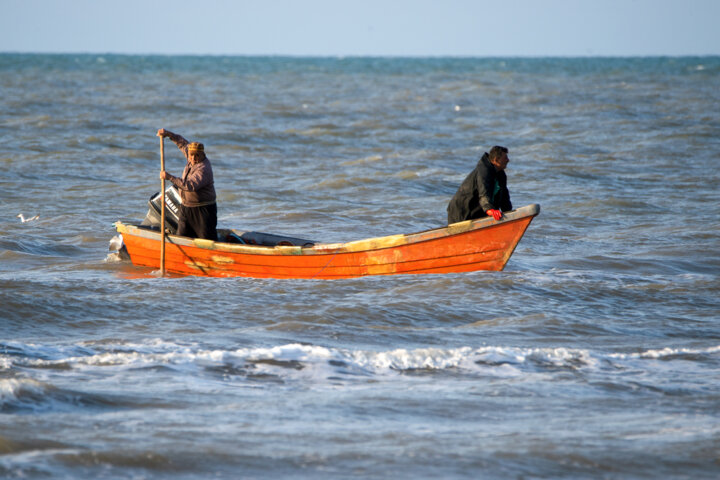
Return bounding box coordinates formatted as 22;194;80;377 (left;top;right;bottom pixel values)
608;345;720;360
5;341;719;382
0;378;46;404
347;346;473;371
16;213;39;223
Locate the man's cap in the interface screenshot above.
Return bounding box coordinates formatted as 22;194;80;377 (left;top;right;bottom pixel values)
188;142;204;154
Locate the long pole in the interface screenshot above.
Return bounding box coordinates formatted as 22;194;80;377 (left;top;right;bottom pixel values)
160;136;166;276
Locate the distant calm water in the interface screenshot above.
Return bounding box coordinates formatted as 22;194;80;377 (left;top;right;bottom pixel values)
1;54;719;479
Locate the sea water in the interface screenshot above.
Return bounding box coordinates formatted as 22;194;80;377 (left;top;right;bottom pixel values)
1;54;719;479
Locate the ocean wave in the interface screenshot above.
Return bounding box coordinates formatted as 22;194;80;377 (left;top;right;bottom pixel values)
4;341;719;380
0;237;85;259
608;345;720;360
0;378;119;413
0;379;49;412
0;375;171;413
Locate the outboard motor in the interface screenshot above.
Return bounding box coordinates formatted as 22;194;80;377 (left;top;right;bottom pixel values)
141;185;182;233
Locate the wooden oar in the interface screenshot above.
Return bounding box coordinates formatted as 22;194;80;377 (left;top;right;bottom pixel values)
159;136;166;276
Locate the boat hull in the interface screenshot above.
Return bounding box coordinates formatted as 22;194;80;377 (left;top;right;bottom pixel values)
114;204;539;279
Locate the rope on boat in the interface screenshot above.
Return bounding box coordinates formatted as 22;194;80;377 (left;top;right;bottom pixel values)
309;249;341;280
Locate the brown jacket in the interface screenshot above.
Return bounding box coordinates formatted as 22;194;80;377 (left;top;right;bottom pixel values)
166;133;216;207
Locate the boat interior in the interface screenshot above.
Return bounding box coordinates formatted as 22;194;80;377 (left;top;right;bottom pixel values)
220;229;317;247
135;224;317;248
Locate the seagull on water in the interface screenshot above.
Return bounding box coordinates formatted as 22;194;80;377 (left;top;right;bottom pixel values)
17;213;39;223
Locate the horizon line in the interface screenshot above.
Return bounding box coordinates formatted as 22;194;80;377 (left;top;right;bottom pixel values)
2;51;719;59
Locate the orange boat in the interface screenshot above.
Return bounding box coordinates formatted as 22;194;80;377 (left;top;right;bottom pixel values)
113;204;539;279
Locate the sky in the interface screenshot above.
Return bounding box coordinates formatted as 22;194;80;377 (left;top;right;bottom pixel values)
1;0;719;57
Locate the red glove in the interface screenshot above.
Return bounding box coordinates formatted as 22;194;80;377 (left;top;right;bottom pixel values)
486;209;502;220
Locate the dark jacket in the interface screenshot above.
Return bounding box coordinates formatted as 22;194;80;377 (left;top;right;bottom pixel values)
447;153;512;224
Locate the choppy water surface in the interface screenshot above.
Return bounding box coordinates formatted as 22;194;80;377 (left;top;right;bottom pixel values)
1;55;719;479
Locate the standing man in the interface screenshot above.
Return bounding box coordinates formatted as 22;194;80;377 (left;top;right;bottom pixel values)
157;129;218;241
447;145;512;224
